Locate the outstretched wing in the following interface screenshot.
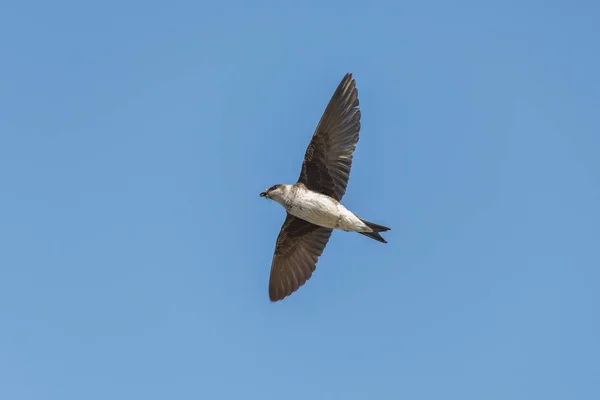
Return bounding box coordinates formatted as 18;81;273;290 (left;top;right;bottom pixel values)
268;213;333;302
298;73;361;201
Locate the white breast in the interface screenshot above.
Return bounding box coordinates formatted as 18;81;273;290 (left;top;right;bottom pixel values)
288;190;341;228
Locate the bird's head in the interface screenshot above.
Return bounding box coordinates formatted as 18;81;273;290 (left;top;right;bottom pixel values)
260;184;290;205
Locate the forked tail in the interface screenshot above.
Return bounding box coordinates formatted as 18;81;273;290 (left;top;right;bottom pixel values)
358;218;391;244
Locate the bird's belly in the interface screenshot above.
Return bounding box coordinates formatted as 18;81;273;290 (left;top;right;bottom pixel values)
288;195;340;228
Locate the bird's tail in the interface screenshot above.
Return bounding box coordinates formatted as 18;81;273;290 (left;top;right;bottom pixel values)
358;218;390;244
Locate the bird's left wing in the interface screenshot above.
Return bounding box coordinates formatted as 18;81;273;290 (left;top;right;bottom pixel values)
268;213;333;302
297;73;361;201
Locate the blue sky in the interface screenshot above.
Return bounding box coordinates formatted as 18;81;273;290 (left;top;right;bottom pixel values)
1;1;599;399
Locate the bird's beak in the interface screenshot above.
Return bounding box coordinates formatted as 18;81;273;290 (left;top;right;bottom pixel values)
260;191;267;197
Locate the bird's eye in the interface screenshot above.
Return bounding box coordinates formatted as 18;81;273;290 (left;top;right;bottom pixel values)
270;185;279;191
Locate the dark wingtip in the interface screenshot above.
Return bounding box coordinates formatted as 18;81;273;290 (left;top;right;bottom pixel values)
339;73;355;88
269;288;285;302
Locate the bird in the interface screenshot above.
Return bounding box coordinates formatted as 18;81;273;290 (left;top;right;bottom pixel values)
260;73;390;302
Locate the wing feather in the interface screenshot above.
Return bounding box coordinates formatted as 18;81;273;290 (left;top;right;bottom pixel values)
268;213;333;302
298;73;361;201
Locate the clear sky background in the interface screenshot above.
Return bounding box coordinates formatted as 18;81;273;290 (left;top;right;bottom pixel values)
1;1;599;399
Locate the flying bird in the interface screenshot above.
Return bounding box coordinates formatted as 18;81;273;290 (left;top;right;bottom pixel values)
260;73;390;302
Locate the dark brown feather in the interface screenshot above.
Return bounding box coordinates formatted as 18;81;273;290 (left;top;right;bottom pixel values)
298;73;361;201
268;213;333;302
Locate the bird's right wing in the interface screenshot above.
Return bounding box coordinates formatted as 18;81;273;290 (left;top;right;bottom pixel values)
268;213;333;302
